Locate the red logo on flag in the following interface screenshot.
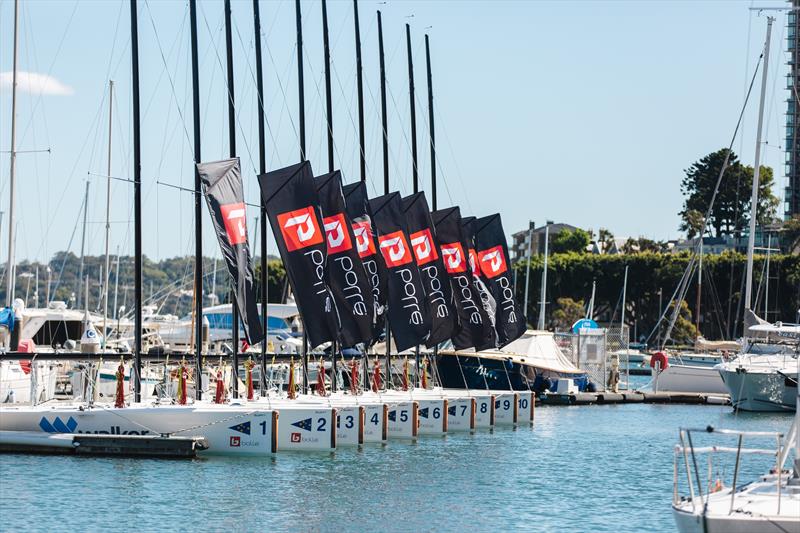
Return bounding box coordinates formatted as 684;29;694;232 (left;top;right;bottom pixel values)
441;242;467;274
478;245;508;278
290;432;301;443
409;228;439;266
322;213;353;254
220;202;248;246
277;206;324;251
229;436;241;447
378;231;413;268
468;248;481;277
352;220;376;258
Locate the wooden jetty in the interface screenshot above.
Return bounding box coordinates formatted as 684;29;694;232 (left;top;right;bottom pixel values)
539;391;730;406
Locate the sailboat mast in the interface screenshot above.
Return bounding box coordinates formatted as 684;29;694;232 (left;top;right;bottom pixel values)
425;34;436;210
621;264;628;334
378;10;388;193
130;0;143;402
406;24;418;194
189;0;204;400
745;17;773;311
5;0;19;307
537;225;549;330
354;0;365;182
103;80;114;344
295;0;309;394
253;0;268;393
223;0;240;399
77;180;90;309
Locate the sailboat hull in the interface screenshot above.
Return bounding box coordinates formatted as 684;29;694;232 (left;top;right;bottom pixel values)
718;365;796;412
651;364;728;394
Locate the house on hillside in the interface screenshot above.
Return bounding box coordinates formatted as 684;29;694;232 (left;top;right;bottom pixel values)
510;221;580;261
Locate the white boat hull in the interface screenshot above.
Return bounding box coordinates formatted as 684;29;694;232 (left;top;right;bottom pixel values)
651;364;728;394
718;366;796;412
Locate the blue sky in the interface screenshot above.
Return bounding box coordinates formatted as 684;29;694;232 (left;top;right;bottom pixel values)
0;0;792;264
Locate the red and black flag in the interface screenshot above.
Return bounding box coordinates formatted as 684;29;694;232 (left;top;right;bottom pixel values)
368;192;431;352
342;181;388;342
315;171;375;347
402;193;456;347
461;215;498;342
197;158;265;344
474;214;527;346
257;161;339;348
431;207;496;351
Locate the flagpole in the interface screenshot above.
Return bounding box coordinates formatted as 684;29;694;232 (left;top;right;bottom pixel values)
224;0;240;398
129;0;143;402
321;0;337;393
406;22;421;386
354;0;366;182
296;0;309;394
377;9;390;389
253;0;269;395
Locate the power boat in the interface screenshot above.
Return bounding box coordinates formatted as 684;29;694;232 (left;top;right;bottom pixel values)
717;320;799;413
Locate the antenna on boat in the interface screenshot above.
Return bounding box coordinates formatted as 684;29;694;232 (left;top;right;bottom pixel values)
295;0;309;394
189;0;204;400
5;0;19;307
252;0;269;395
223;0;240;399
129;0;143;402
744;16;773;312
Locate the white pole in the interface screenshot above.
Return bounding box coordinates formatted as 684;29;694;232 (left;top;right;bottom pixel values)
764;233;771;321
523;226;532;326
588;280;596;320
5;0;20;306
103;80;114;343
537;225;549;330
620;265;628;332
745;17;773;311
77;180;90;308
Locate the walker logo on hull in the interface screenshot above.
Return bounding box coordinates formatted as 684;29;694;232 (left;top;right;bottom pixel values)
478;246;507;278
291;418;313;432
323;213;353;254
378;231;413;267
278;206;324;251
409;229;438;266
39;416;152;435
229;421;251;435
220;202;248;246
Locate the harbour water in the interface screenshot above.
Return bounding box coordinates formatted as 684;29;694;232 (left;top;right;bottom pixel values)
0;401;791;532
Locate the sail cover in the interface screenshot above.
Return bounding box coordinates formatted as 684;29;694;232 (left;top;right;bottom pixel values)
402;193;456;347
431;207;495;351
474;214;527;346
315;171;375;347
258;161;339;348
368;192;431;351
197;158;264;344
342;181;388;342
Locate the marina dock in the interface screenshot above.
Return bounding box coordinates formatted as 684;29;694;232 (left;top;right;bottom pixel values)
539;391;731;406
0;431;208;458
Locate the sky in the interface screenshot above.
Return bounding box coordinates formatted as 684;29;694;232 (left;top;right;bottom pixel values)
0;0;793;267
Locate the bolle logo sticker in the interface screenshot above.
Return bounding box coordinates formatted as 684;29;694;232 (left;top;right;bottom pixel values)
441;242;467;274
378;231;413;268
220;202;248;246
229;436;241;447
290;432;302;443
278;206;324;251
352;220;376;258
323;213;353;254
410;229;439;266
478;246;507;278
468;248;481;277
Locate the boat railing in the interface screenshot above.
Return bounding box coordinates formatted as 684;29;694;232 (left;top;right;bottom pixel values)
674;426;788;516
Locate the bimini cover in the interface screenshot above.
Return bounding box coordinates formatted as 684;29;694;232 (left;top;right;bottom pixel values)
498;330;583;374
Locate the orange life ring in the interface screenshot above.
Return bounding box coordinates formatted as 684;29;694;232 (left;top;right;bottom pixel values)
650;351;669;370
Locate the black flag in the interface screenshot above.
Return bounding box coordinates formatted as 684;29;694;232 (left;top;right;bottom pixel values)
474;214;527;346
431;207;495;350
342;181;388;342
197;158;264;344
258;161;339;348
402;193;456;347
315;171;375;347
461;215;499;346
368;192;431;351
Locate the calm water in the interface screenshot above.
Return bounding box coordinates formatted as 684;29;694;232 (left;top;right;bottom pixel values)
0;402;791;533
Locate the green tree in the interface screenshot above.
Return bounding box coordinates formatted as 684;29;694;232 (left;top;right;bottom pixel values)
597;228;614;254
550;228;590;254
782;215;800;254
550;297;585;330
680;149;779;238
